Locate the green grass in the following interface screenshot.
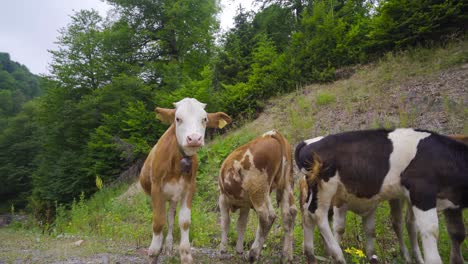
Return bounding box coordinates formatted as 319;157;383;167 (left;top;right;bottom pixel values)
315;91;336;106
5;39;468;262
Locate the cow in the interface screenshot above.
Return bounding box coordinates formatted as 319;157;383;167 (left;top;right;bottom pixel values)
139;98;231;264
331;134;468;264
218;130;297;263
295;128;468;264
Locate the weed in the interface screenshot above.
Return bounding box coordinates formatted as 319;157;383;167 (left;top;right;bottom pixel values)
315;92;336;106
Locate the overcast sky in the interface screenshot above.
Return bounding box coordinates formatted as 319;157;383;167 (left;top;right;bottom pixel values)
0;0;255;75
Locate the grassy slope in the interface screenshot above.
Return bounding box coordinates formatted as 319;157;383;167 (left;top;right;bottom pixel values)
2;40;467;263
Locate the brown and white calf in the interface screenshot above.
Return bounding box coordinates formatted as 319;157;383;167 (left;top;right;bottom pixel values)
140;98;231;263
331;193;423;263
218;130;297;263
331;134;468;264
296;128;468;264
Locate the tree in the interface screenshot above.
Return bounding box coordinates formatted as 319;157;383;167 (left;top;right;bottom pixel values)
368;0;468;52
49;10;108;91
0;100;40;211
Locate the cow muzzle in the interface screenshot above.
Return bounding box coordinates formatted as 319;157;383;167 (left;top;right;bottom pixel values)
186;133;203;147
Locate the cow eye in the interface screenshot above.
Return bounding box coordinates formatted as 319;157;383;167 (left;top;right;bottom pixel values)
176;117;181;123
202;117;207;123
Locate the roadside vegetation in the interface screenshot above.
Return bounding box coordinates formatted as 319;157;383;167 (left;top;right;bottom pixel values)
3;38;467;263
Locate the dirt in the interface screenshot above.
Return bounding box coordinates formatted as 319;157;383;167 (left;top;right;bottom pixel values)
0;227;266;264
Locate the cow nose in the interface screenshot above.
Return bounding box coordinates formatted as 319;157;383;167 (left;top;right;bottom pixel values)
186;134;203;147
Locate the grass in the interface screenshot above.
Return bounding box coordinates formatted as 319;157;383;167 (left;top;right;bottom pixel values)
3;39;468;263
315;91;336;106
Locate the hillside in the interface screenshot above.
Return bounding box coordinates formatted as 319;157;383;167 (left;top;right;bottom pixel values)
1;41;467;263
0;52;43;210
0;52;41;119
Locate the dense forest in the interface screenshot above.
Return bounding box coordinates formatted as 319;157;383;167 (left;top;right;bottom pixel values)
0;0;467;217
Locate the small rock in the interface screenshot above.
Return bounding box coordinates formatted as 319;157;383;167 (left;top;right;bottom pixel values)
73;240;84;246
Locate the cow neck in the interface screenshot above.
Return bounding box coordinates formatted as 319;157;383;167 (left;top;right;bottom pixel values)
170;124;193;174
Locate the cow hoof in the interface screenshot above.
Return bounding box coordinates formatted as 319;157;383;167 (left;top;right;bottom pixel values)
304;251;317;264
179;246;192;264
246;249;259;263
280;253;293;264
219;244;227;254
180;253;193;264
149;255;159;264
235;245;244;255
369;255;379;264
163;245;173;255
148;247;161;257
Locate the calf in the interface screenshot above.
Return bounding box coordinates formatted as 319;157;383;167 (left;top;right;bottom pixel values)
296;128;468;264
332;134;468;264
218;130;297;263
140;98;231;263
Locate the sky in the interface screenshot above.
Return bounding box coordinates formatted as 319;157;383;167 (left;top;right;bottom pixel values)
0;0;255;75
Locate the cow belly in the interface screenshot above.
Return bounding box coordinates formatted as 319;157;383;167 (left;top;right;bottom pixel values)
163;178;186;201
336;179;404;213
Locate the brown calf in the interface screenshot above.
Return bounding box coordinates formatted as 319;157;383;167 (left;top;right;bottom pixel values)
140;98;231;263
218;130;297;263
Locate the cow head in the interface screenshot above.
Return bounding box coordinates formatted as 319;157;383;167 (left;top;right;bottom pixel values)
155;98;232;156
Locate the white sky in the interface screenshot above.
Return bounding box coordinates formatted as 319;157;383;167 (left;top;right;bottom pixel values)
0;0;255;75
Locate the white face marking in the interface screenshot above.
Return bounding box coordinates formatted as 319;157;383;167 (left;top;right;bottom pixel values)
380;129;430;196
174;98;208;156
262;130;277;137
305;136;324;145
436;198;459;211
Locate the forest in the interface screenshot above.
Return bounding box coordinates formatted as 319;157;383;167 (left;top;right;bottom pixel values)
0;0;467;220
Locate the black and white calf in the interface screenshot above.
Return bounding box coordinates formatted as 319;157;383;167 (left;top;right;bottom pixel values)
296;128;468;264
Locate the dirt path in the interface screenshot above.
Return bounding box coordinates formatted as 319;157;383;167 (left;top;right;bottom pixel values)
0;228;265;264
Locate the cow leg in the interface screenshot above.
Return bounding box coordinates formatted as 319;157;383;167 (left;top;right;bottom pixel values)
389;199;411;263
332;205;347;243
444;209;465;264
248;196;276;262
406;205;424;264
315;181;345;264
218;193;230;254
279;187;297;263
164;200;177;254
412;206;442;264
178;191;193;264
236;207;250;254
302;211;317;264
362;208;378;261
149;186;166;259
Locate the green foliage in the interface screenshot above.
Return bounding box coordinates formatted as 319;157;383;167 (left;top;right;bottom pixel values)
0;53;41;111
289;0;371;83
0;101;40;211
316;91;336;106
368;0;468;53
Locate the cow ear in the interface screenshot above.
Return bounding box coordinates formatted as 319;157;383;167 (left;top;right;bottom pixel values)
207;112;232;129
155;107;176;124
